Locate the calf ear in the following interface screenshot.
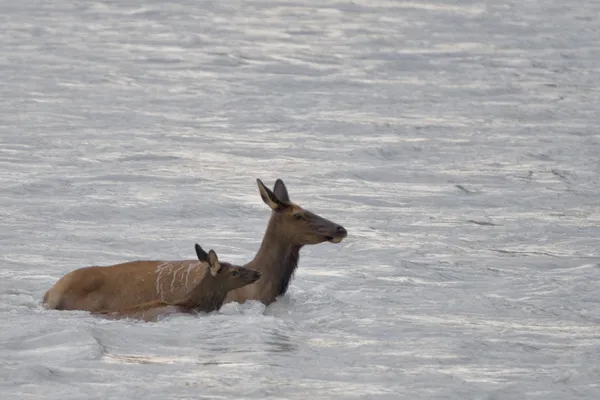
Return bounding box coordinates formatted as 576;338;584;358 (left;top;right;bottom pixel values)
195;244;208;262
207;249;221;277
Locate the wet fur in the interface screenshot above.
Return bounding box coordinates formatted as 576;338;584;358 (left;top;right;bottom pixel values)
275;245;300;297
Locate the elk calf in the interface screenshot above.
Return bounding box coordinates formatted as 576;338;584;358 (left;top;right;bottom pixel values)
94;246;261;322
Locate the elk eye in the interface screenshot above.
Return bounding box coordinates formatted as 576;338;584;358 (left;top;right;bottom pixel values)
231;270;239;277
294;213;304;220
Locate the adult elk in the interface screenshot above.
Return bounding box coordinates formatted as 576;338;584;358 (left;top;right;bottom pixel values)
42;178;347;312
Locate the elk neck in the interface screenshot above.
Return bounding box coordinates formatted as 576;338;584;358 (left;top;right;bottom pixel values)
245;214;302;298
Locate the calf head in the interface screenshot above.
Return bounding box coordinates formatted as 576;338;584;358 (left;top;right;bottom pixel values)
199;245;261;291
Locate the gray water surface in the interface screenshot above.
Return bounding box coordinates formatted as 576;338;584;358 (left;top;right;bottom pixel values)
1;1;600;399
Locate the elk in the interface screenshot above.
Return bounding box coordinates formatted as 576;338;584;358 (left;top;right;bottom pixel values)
42;178;347;312
94;246;261;322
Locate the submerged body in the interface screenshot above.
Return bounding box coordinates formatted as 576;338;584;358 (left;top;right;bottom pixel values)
96;304;183;322
43;178;347;312
91;248;261;321
44;260;208;312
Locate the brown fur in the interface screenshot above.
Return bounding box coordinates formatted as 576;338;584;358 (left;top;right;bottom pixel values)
224;179;347;305
42;178;347;311
92;249;261;322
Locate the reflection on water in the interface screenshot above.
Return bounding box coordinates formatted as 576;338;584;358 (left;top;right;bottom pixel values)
264;329;298;354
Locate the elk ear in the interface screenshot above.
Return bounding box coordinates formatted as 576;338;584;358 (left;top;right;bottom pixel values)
273;179;290;203
195;243;208;262
257;178;284;211
207;249;221;277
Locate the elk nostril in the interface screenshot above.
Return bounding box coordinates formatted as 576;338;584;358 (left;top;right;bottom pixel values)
336;226;347;235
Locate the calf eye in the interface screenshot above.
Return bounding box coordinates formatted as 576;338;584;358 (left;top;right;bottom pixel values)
294;213;304;220
231;271;239;277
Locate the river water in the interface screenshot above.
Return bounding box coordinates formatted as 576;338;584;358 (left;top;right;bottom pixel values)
1;1;599;399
